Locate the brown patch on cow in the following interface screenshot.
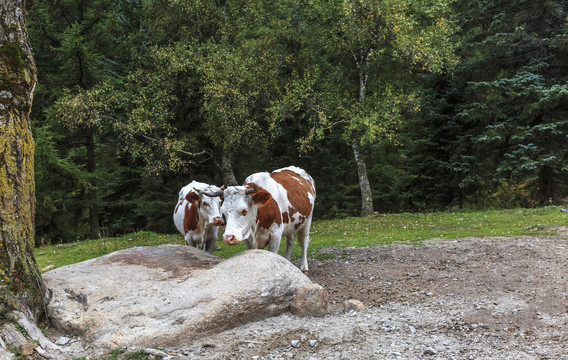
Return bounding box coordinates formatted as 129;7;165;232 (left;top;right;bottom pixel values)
250;187;282;230
183;203;199;232
251;189;272;205
175;200;183;214
270;170;315;230
186;192;200;203
270;170;315;219
282;212;290;224
183;191;200;232
295;215;307;229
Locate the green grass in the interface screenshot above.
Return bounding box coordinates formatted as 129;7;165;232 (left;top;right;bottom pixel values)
35;207;568;270
35;232;185;270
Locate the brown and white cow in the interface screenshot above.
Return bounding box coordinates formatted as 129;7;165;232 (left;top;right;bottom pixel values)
173;181;223;253
218;166;315;271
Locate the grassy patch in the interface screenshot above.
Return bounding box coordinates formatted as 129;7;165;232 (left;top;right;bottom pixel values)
306;207;564;260
36;207;567;270
35;232;183;270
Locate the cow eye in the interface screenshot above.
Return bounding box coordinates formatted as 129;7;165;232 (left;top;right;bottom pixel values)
202;202;209;207
241;209;248;216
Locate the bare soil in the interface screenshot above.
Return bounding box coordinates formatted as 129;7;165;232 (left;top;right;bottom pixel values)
173;235;568;360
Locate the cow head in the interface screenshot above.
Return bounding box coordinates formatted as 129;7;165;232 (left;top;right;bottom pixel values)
191;188;224;226
220;184;271;245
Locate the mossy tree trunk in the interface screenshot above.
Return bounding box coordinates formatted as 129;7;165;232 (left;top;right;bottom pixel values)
0;0;45;319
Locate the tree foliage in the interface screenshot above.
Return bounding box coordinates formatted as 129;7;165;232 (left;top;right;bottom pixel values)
417;0;568;208
26;0;568;243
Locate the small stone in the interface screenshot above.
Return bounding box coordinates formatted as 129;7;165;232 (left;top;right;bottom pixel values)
408;325;416;333
309;340;319;348
290;284;329;317
391;351;402;357
291;340;301;348
424;347;437;355
41;265;56;272
55;336;71;345
344;299;366;312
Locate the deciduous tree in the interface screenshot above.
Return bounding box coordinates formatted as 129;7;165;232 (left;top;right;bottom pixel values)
275;0;458;215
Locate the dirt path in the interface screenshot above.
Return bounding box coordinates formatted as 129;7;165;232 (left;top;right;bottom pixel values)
174;236;568;359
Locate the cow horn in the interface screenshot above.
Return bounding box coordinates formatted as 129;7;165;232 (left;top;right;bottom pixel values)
245;184;258;195
193;187;224;197
201;189;224;197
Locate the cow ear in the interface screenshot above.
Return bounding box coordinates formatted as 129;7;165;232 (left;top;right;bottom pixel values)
185;191;200;203
251;189;271;205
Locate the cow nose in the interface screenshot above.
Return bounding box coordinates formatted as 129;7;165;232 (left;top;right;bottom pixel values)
212;217;223;225
223;235;236;245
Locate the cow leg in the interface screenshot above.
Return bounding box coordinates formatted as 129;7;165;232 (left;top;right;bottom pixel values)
298;222;311;272
268;232;283;254
204;237;215;253
203;227;218;254
284;234;294;261
185;234;194;247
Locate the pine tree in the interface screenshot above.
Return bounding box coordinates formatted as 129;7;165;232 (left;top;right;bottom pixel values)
419;0;568;208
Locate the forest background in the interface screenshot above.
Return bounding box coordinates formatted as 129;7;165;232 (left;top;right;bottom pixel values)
27;0;568;244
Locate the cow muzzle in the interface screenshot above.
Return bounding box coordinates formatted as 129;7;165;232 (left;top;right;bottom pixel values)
223;235;240;245
212;217;224;226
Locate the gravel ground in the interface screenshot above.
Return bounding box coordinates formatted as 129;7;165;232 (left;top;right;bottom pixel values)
167;235;568;360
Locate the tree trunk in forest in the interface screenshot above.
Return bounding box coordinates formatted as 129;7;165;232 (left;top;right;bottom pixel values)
352;48;374;216
0;0;46;318
221;148;238;186
86;131;100;239
538;165;556;205
351;138;374;216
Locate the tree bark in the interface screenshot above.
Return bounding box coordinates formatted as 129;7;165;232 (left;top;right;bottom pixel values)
0;0;45;318
351;48;374;216
221;148;238;186
351;138;374;216
86;131;100;239
538;165;556;205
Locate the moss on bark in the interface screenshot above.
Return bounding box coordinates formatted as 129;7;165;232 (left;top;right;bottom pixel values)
0;0;45;320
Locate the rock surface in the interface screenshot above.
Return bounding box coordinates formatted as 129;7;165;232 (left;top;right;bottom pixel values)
43;245;312;354
0;349;12;360
289;283;328;317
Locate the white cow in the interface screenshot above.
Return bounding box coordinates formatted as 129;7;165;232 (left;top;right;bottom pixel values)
213;166;316;271
173;181;223;253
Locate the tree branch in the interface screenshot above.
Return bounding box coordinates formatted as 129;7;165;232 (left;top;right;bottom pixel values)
137;133;213;159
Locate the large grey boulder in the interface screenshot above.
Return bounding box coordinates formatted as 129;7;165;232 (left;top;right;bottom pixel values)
43;245;312;353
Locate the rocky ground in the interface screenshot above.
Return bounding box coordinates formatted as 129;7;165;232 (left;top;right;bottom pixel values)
163;235;568;360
